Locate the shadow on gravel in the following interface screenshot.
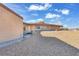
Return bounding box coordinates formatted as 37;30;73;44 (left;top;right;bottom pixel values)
0;34;32;48
41;36;79;50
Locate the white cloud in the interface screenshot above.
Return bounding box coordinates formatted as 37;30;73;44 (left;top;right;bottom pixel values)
63;24;69;28
45;13;61;18
61;9;70;15
25;18;44;23
37;18;44;22
55;9;70;15
55;9;59;12
44;3;52;9
63;24;68;27
26;20;37;23
28;3;52;11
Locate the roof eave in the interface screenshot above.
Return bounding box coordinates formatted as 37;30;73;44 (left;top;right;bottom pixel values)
0;3;23;19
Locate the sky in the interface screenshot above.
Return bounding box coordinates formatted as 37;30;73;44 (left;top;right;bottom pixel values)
4;3;79;28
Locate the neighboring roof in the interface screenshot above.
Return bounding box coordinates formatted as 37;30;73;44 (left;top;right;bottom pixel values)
23;22;63;27
0;3;23;19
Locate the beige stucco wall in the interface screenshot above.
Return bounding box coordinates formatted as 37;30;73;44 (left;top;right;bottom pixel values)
0;5;23;42
41;31;79;49
24;24;31;31
24;24;61;31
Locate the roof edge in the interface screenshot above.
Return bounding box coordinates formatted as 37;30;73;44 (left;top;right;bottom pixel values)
23;22;63;27
0;3;23;19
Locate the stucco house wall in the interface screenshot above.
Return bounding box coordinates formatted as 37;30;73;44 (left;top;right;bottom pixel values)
24;23;62;31
0;4;23;42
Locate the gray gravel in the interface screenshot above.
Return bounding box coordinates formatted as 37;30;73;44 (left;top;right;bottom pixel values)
0;31;79;56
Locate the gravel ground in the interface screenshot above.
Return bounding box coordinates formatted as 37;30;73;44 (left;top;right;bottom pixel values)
0;31;79;56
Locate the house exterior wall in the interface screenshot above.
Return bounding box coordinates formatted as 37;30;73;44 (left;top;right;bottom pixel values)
49;26;61;31
24;23;61;31
0;4;23;42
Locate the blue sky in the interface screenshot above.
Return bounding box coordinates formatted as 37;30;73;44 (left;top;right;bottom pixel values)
4;3;79;28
